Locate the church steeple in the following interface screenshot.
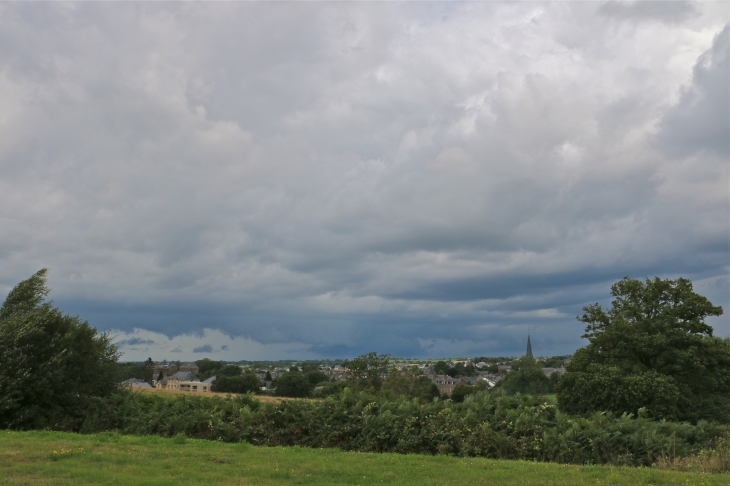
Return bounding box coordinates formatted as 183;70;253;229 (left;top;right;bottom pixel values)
526;333;533;358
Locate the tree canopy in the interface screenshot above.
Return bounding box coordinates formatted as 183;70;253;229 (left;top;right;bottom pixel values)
345;352;391;390
274;372;311;398
0;269;120;429
211;371;261;394
557;276;729;422
493;356;551;396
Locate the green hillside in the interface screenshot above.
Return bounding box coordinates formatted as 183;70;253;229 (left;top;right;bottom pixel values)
1;430;725;486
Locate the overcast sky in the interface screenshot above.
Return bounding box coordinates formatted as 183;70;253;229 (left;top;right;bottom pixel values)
0;1;728;361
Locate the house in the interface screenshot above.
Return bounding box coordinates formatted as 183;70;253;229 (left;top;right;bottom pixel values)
152;361;178;380
123;378;152;389
158;371;213;393
179;362;199;374
430;374;461;396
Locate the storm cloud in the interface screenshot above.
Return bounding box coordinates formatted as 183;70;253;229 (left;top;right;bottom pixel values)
0;2;727;360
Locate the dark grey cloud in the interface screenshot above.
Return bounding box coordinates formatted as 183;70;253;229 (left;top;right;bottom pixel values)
117;338;155;347
193;345;213;354
0;2;727;360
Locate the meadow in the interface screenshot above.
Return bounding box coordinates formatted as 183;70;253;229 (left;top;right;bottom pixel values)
1;430;727;486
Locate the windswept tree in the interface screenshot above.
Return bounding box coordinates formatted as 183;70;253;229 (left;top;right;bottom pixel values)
558;276;729;422
0;269;121;430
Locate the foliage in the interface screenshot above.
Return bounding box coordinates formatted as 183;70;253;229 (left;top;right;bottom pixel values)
217;365;243;377
558;276;729;422
410;376;440;403
211;372;261;394
0;269;120;430
193;360;241;381
117;362;146;381
195;358;225;380
382;371;439;403
494;356;551;396
74;390;729;469
143;358;154;385
432;361;450;375
450;384;475;403
305;370;328;386
274;372;311;398
300;362;321;374
313;380;349;398
344;352;391;390
447;362;475;378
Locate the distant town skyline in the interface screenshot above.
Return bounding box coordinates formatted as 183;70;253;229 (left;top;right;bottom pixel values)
1;2;728;361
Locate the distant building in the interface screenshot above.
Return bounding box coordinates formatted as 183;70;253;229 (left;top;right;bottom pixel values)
526;334;533;358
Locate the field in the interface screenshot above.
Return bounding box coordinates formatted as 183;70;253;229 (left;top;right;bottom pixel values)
133;387;317;404
1;430;726;485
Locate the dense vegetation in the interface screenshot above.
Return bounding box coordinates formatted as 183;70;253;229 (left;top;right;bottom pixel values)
76;390;729;468
558;277;729;423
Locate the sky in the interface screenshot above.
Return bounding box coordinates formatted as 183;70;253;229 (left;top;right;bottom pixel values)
0;1;728;361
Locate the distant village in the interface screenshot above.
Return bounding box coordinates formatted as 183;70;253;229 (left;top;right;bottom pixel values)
125;337;571;397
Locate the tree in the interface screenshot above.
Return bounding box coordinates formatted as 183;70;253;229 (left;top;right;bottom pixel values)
410;376;440;402
557;276;729;422
217;364;243;377
450;384;475;403
116;362;146;381
274;372;311;398
143;357;155;385
0;269;120;429
433;361;450;375
211;372;261;394
301;361;321;374
493;356;550;396
345;352;390;390
195;358;225;380
305;370;329;386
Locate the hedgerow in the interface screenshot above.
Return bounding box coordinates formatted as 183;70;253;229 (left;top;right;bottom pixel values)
77;389;729;468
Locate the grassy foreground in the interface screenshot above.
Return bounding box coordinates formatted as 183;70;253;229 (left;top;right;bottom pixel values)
1;430;726;486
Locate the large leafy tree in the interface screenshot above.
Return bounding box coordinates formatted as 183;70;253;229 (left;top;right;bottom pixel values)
0;269;121;429
557;276;729;422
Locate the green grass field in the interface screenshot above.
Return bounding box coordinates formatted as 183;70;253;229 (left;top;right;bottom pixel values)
1;430;726;485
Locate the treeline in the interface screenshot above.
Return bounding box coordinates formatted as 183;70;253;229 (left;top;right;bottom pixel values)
77;390;729;469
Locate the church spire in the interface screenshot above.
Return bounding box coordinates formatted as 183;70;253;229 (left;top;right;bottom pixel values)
526;332;533;358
